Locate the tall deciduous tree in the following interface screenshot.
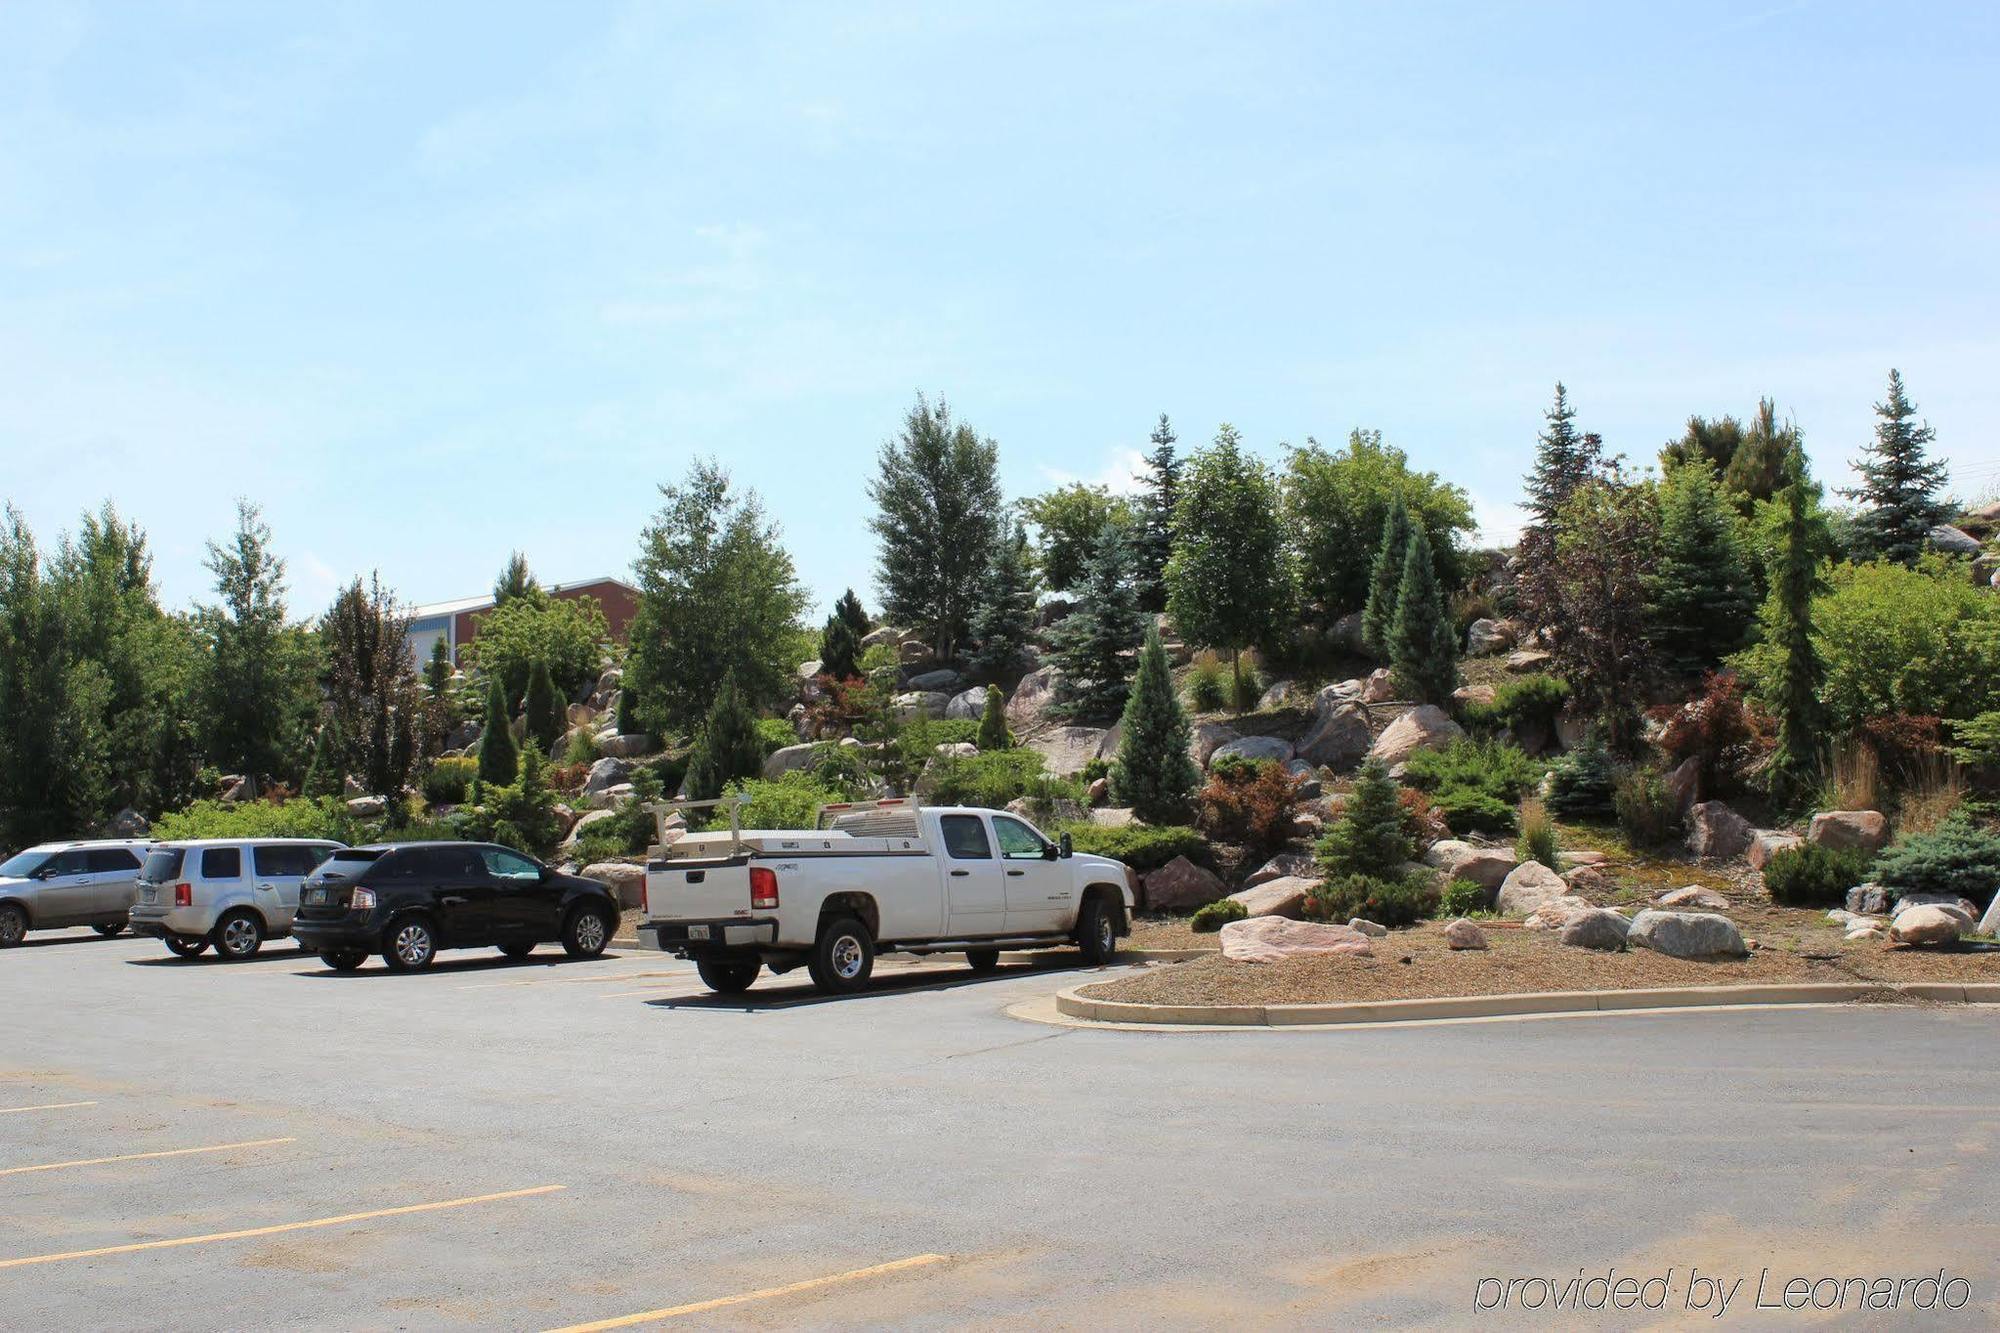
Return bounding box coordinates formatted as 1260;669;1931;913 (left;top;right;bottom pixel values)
968;523;1040;683
1017;483;1135;595
1050;524;1146;723
195;501;315;789
1166;425;1292;702
1760;444;1828;806
627;459;808;738
1647;461;1756;672
320;575;424;800
1134;414;1182;612
1841;369;1949;567
1387;522;1457;705
1283;429;1475;629
867;395;1004;661
1110;625;1200;823
1360;496;1412;660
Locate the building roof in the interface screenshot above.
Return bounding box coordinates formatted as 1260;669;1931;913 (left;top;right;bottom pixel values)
409;576;636;622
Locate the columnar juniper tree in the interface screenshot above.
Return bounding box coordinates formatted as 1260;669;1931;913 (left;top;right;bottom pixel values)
968;523;1039;682
867;395;1004;661
1165;425;1291;707
1134;414;1182;612
832;588;870;640
476;676;518;786
1361;495;1412;660
1763;443;1828;807
1110;625;1200;824
1841;369;1949;567
976;685;1009;751
1050;524;1146;723
817;613;860;683
524;658;563;753
1387;522;1457;704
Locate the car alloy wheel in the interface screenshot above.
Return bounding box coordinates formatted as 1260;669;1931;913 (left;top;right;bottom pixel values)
1095;914;1116;957
0;907;24;947
831;932;866;980
392;922;435;969
572;911;606;954
218;915;261;959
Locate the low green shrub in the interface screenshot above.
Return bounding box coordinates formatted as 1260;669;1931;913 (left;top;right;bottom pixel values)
1400;738;1541;836
152;798;360;844
1763;843;1870;907
919;748;1048;809
1306;870;1441;927
421;756;479;806
1186;658;1228;712
1613;768;1684;847
1190;898;1248;932
1545;730;1618;818
1061;824;1207;871
1431;787;1517;837
1870;812;2000;902
562;728;602;766
1461;673;1571;732
755;717;801;758
1439;877;1488;917
717;771;849;831
1080;757;1111;785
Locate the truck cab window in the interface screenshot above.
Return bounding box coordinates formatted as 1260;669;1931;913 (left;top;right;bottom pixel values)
993;817;1048;860
939;815;993;860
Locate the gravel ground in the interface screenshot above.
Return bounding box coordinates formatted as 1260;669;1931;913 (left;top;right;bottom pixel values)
1128;917;1221;952
1083;919;2000;1006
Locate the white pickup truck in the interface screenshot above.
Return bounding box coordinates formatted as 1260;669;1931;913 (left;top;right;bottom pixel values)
636;798;1138;995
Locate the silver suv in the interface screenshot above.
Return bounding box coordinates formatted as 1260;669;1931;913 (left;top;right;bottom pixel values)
128;839;343;960
0;840;153;946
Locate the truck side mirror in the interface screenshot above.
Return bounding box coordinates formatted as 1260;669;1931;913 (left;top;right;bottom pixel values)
1057;832;1073;859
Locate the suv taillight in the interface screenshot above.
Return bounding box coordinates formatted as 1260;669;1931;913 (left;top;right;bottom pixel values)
173;883;192;907
749;867;779;910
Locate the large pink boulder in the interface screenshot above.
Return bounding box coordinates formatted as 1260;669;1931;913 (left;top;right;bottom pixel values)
1143;856;1227;911
1888;905;1964;947
1423;839;1519;892
1686;801;1754;861
1808;810;1889;855
1748;830;1802;870
1220;917;1375;964
1367;705;1464;775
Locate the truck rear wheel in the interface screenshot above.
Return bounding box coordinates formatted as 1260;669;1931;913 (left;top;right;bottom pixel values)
965;947;1000;975
696;958;761;995
1078;896;1121;965
808;916;874;995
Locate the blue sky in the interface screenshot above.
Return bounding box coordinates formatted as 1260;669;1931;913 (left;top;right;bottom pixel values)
3;1;1996;620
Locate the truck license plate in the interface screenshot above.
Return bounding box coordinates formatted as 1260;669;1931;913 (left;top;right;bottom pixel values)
687;925;710;941
141;888;156;903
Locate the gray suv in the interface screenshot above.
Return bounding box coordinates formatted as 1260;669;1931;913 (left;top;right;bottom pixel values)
129;839;343;960
0;840;154;946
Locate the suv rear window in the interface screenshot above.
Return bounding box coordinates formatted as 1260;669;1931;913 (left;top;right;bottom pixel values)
140;849;184;883
311;849;382;881
200;847;242;879
253;845;331;878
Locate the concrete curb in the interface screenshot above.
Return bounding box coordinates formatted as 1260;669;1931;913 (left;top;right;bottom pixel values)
1054;981;2000;1028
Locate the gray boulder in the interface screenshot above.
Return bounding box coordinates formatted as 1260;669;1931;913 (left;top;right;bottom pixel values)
1143;856;1227;911
1210;735;1294;768
1889;904;1965;946
1228;875;1317;920
1466;618;1514;656
1243;852;1317;888
906;667;963;693
763;743;821;781
1027;726;1113;779
891;691;952;723
945;687;989;721
1257;679;1304;710
1005;666;1062;732
860;625;908;650
1443;918;1489;950
582;757;634;798
1890;893;1978;925
1928;523;1982;555
1329;610;1367;654
1807;809;1889;855
1846;883;1890;915
1560;907;1631;951
1295;702;1372;770
1424;840;1518;892
1496;860;1571;915
1749;830;1803;871
597;733;657;760
345;795;387;819
581;861;645;909
1367;705;1463;775
1189;720;1241;767
1627;909;1749;959
1284;760;1323;799
1361;668;1396;703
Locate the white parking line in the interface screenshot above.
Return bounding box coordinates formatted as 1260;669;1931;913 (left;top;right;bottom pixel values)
0;1136;297;1178
0;1100;96;1116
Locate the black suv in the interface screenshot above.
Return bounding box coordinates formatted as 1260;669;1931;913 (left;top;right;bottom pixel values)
292;842;619;973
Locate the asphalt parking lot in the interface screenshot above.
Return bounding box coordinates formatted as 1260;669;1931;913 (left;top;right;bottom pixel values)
7;928;2000;1329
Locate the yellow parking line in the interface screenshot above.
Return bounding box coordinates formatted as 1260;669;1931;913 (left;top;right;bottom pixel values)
0;1136;297;1178
0;1100;96;1115
547;1253;953;1330
0;1184;566;1270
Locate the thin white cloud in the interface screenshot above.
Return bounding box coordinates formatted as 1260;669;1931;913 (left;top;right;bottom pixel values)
1035;446;1148;496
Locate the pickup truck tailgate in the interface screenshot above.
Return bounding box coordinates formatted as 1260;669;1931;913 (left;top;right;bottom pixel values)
644;859;754;921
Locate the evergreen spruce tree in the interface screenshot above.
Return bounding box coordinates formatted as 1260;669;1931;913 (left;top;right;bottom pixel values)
1049;524;1146;723
1109;625;1200;823
833;588;870;639
1647;461;1756;672
424;637;452;698
1360;495;1412;659
1841;369;1949;566
976;685;1009;751
968;523;1039;682
684;676;763;801
817;614;860;682
493;552;541;607
1521;383;1605;535
1317;757;1410;880
1387;522;1457;704
1134;414;1182;612
476;676;519;786
1764;444;1828;806
524;658;563;753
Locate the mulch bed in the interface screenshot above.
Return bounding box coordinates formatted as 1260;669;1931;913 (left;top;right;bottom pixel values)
1085;917;2000;1007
